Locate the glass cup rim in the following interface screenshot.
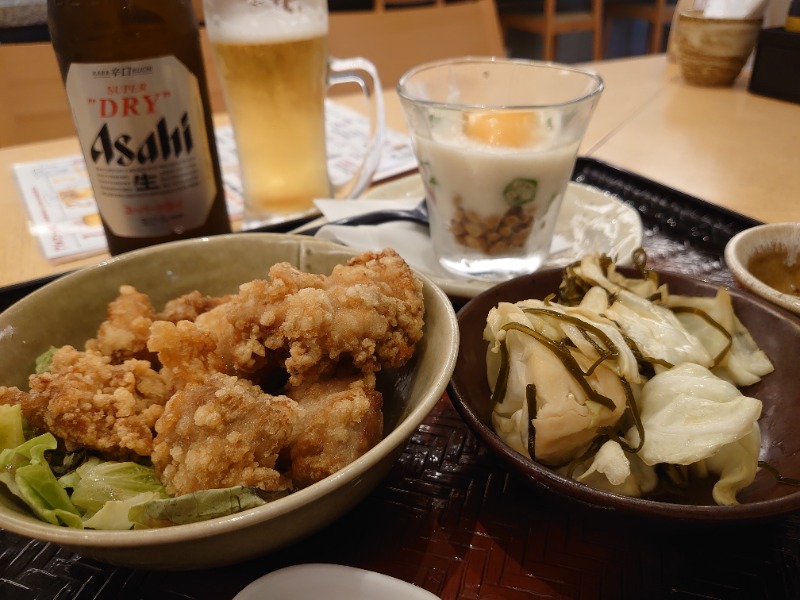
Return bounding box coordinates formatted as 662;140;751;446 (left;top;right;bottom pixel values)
678;8;764;23
396;56;605;111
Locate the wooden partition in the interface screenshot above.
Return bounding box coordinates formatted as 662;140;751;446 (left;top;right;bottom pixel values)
329;0;506;89
0;32;225;147
0;42;74;146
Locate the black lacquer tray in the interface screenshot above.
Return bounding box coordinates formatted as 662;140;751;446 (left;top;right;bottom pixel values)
2;158;797;600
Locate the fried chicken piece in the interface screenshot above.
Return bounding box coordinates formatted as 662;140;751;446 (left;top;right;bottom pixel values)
4;345;170;458
220;269;310;377
152;373;301;496
0;385;47;431
194;304;286;378
83;287;230;365
287;371;383;488
147;320;230;390
156;290;232;323
85;285;156;363
147;306;287;391
226;248;425;386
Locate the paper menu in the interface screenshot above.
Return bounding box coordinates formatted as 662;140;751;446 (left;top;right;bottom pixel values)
13;101;418;262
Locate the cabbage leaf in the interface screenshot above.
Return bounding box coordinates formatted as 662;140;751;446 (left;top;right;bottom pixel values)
0;404;26;451
667;289;774;386
0;430;82;528
570;439;658;497
64;460;167;516
626;363;762;471
604;290;713;370
486;301;629;465
128;486;269;528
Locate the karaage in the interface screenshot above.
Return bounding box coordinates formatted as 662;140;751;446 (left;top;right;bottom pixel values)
223;248;425;386
151;373;300;495
1;345;169;458
287;371;383;488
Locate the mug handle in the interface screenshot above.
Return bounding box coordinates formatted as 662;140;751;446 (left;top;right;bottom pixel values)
327;57;385;200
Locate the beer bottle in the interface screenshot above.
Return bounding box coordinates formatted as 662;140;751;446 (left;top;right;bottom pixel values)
47;0;231;255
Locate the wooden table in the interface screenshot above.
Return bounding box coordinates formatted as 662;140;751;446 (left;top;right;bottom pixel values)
1;54;799;290
2;53;800;600
586;58;800;226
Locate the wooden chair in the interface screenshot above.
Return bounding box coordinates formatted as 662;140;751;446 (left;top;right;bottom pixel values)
327;0;507;89
604;0;677;56
498;0;603;62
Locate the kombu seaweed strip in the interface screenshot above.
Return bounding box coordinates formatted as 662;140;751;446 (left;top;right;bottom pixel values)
758;461;800;487
632;247;654;281
661;464;691;488
490;336;511;410
526;383;537;458
522;307;620;376
620;379;644;453
500;322;616;411
596;379;645;454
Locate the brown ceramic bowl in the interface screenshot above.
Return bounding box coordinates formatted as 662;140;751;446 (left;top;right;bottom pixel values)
676;10;763;87
0;234;459;568
448;267;800;522
725;222;800;317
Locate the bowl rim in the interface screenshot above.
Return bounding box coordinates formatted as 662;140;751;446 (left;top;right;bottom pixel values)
0;233;460;548
724;222;800;316
448;265;800;522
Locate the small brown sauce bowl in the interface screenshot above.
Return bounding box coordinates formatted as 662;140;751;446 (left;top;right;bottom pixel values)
725;223;800;316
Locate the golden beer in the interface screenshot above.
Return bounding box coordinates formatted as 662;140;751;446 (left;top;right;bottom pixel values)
212;33;331;220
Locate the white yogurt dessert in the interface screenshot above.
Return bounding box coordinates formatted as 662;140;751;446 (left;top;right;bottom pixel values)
414;110;580;279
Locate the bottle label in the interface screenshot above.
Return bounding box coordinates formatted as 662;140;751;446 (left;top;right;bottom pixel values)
65;56;216;237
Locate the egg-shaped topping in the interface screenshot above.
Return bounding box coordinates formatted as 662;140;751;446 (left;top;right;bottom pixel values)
463;111;538;148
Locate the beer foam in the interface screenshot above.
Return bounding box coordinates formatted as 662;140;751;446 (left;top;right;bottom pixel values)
207;3;327;43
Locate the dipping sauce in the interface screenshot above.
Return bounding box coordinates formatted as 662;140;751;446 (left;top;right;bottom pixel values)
747;245;800;296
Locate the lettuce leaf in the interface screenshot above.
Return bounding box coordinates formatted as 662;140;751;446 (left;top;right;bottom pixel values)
83;491;163;530
128;486;269;528
64;460;167;516
57;456;103;490
34;346;59;374
0;404;26;451
0;431;82;528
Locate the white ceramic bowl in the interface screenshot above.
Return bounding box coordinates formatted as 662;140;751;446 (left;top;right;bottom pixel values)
724;222;800;316
0;234;459;569
233;564;438;600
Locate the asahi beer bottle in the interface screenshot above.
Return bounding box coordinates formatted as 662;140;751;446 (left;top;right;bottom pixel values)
47;0;231;255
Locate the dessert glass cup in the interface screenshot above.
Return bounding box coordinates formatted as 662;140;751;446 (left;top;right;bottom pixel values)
398;58;603;280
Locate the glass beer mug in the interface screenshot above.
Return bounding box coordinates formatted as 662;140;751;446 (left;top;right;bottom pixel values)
203;0;385;228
